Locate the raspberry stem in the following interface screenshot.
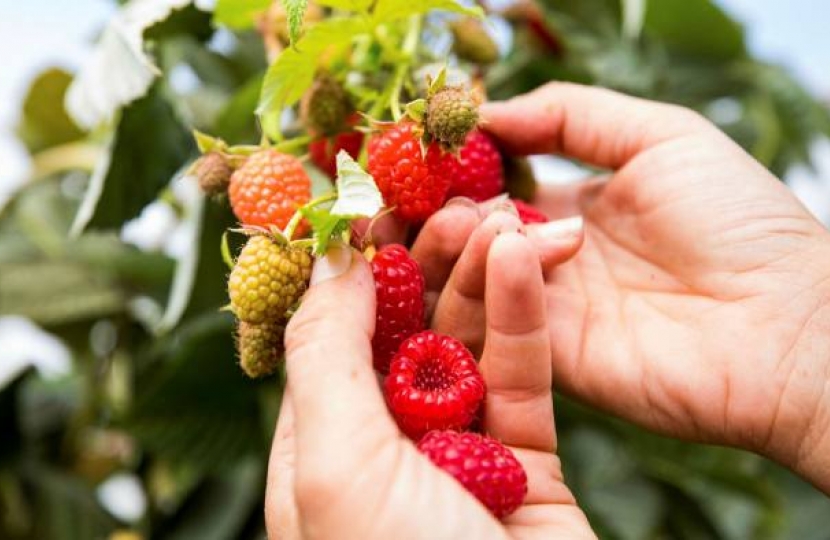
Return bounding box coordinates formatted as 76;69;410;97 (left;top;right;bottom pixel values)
389;15;422;121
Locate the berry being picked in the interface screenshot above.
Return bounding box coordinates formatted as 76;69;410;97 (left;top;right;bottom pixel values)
513;199;548;224
384;330;485;440
417;430;527;519
447;129;504;202
300;74;352;136
228;235;313;324
371;245;425;373
228;149;311;231
194;152;232;196
368;122;456;223
309;130;364;179
450;18;500;65
426;86;479;151
237;319;285;378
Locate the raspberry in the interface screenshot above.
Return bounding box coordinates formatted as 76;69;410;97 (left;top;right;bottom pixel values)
384;330;485;439
228;235;313;324
300;75;352;136
417;430;527;519
368;122;455;223
309;130;364;179
194;152;232;196
447;130;504;202
371;245;425;373
426;86;479;151
228;149;311;231
450;18;500;65
237;319;285;378
513;199;548;224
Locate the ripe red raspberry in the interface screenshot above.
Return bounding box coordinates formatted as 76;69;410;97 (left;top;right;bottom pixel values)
447;130;504;202
417;430;527;519
384;330;485;440
228;149;311;230
371;245;425;373
309;130;364;179
368;122;455;223
512;199;548;224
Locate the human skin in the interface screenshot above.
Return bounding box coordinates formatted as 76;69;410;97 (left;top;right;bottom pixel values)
409;83;830;493
265;235;597;539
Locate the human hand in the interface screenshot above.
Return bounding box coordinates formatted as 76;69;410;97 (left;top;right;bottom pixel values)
264;237;595;539
412;83;830;491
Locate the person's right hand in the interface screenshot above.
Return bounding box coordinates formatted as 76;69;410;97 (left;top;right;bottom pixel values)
411;83;830;491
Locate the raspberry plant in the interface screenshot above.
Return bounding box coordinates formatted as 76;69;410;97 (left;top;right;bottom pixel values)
1;0;830;538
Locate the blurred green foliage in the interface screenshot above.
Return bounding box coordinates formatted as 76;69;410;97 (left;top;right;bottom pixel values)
1;1;828;539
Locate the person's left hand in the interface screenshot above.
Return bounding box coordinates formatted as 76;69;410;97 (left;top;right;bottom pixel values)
264;234;595;539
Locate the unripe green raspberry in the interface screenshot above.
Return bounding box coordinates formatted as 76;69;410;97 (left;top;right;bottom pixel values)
450;18;500;65
195;152;232;196
237;319;285;378
300;75;351;136
426;86;479;151
228;235;313;324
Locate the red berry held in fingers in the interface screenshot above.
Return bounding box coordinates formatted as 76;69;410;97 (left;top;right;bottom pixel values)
368;122;456;223
384;331;485;440
371;245;425;373
228;149;311;230
448;129;504;202
513;199;548;224
417;430;527;519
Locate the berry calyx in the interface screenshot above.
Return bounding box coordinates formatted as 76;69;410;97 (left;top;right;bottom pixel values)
228;149;311;231
371;244;426;373
228;234;313;324
513;199;548;224
237;319;285;378
425;86;479;152
417;430;527;519
448;129;504;202
368;122;456;223
384;330;485;440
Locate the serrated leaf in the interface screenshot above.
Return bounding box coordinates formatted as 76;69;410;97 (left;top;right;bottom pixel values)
284;0;309;45
330;151;383;217
372;0;482;24
301;206;350;255
66;0;192;129
213;0;271;29
257;18;366;138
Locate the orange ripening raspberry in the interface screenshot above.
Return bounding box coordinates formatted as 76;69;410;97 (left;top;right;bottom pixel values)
228;149;311;230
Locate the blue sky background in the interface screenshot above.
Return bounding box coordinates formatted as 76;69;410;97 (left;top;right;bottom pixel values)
1;0;829;191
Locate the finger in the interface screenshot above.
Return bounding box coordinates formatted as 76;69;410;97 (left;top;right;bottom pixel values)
351;213;408;247
285;242;396;460
480;232;555;453
524;216;584;271
480;82;712;169
410;198;482;314
432;209;524;355
265;389;300;540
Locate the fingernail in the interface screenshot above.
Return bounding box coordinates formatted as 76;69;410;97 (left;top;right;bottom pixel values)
536;216;583;238
492;200;519;218
310;242;352;286
445;196;482;218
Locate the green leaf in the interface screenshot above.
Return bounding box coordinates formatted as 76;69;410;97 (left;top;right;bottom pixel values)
257;18;366;138
213;0;271;29
643;0;745;60
330;151;383;217
72;85;193;234
284;0;309;45
316;0;374;10
16;68;85;154
372;0;482;24
301;206;350;255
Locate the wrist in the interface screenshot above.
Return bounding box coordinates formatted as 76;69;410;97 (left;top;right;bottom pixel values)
765;259;830;493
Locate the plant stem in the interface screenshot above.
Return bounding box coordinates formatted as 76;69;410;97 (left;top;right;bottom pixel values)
389;15;422;121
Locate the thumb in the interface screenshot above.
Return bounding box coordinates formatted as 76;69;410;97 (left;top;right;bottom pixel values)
285;242;394;453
